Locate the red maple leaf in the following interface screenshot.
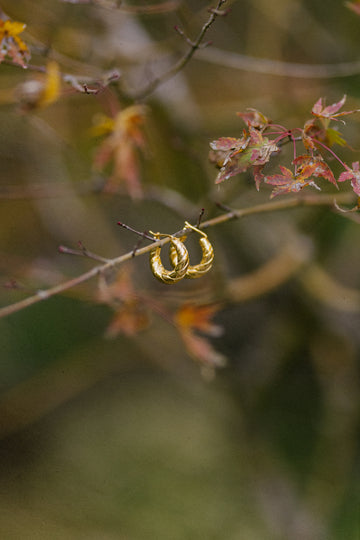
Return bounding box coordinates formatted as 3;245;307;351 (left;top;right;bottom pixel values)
265;165;321;198
236;108;271;130
210;128;279;187
209;133;250;168
302;119;321;151
338;161;360;196
311;95;359;123
209;135;248;153
302;118;348;150
293;155;338;188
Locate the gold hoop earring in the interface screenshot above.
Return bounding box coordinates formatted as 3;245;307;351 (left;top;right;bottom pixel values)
149;232;189;284
169;221;214;279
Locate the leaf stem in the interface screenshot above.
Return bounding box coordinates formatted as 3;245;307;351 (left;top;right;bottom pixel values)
312;139;348;169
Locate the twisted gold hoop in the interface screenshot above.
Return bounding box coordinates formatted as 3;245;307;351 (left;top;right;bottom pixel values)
169;221;214;279
149;232;189;284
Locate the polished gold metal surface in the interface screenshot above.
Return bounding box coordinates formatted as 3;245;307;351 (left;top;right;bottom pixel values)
169;221;214;279
149;233;189;284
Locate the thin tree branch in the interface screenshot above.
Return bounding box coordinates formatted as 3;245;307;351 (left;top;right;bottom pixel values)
3;57;121;94
58;242;111;263
60;0;181;14
197;46;360;79
132;0;228;100
0;191;355;320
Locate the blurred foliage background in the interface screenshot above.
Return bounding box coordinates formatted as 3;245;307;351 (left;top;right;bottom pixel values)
0;0;359;538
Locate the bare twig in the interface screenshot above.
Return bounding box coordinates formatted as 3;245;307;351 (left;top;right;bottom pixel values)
197;46;360;79
117;222;156;242
117;221;157;256
197;208;205;228
132;0;228;100
58;242;111;263
0;191;355;320
60;0;180;14
3;58;121;94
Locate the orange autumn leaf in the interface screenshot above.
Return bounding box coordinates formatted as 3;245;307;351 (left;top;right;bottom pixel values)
175;303;223;336
90;114;115;137
346;1;360;16
92;105;148;199
39;61;61;107
0;17;30;68
97;270;134;305
175;303;226;369
180;330;226;370
97;270;150;338
105;301;150;338
16;61;61;110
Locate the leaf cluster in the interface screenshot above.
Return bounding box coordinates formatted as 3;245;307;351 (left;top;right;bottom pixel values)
209;96;360;199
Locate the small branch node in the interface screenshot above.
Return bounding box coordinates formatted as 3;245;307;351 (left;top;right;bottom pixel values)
82;83;100;95
131;238;143;257
117;221;156;242
208;7;230;16
197;208;205;227
215;201;232;212
200;40;213;49
58;242;109;263
215;201;237;219
174;25;196;47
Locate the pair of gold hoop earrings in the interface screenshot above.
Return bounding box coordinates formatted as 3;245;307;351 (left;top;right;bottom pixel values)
149;222;214;284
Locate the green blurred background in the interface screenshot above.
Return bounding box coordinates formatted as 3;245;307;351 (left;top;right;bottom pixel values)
0;1;359;538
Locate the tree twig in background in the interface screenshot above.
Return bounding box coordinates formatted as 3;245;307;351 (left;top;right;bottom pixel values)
60;0;181;14
197;46;360;78
133;0;228;100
